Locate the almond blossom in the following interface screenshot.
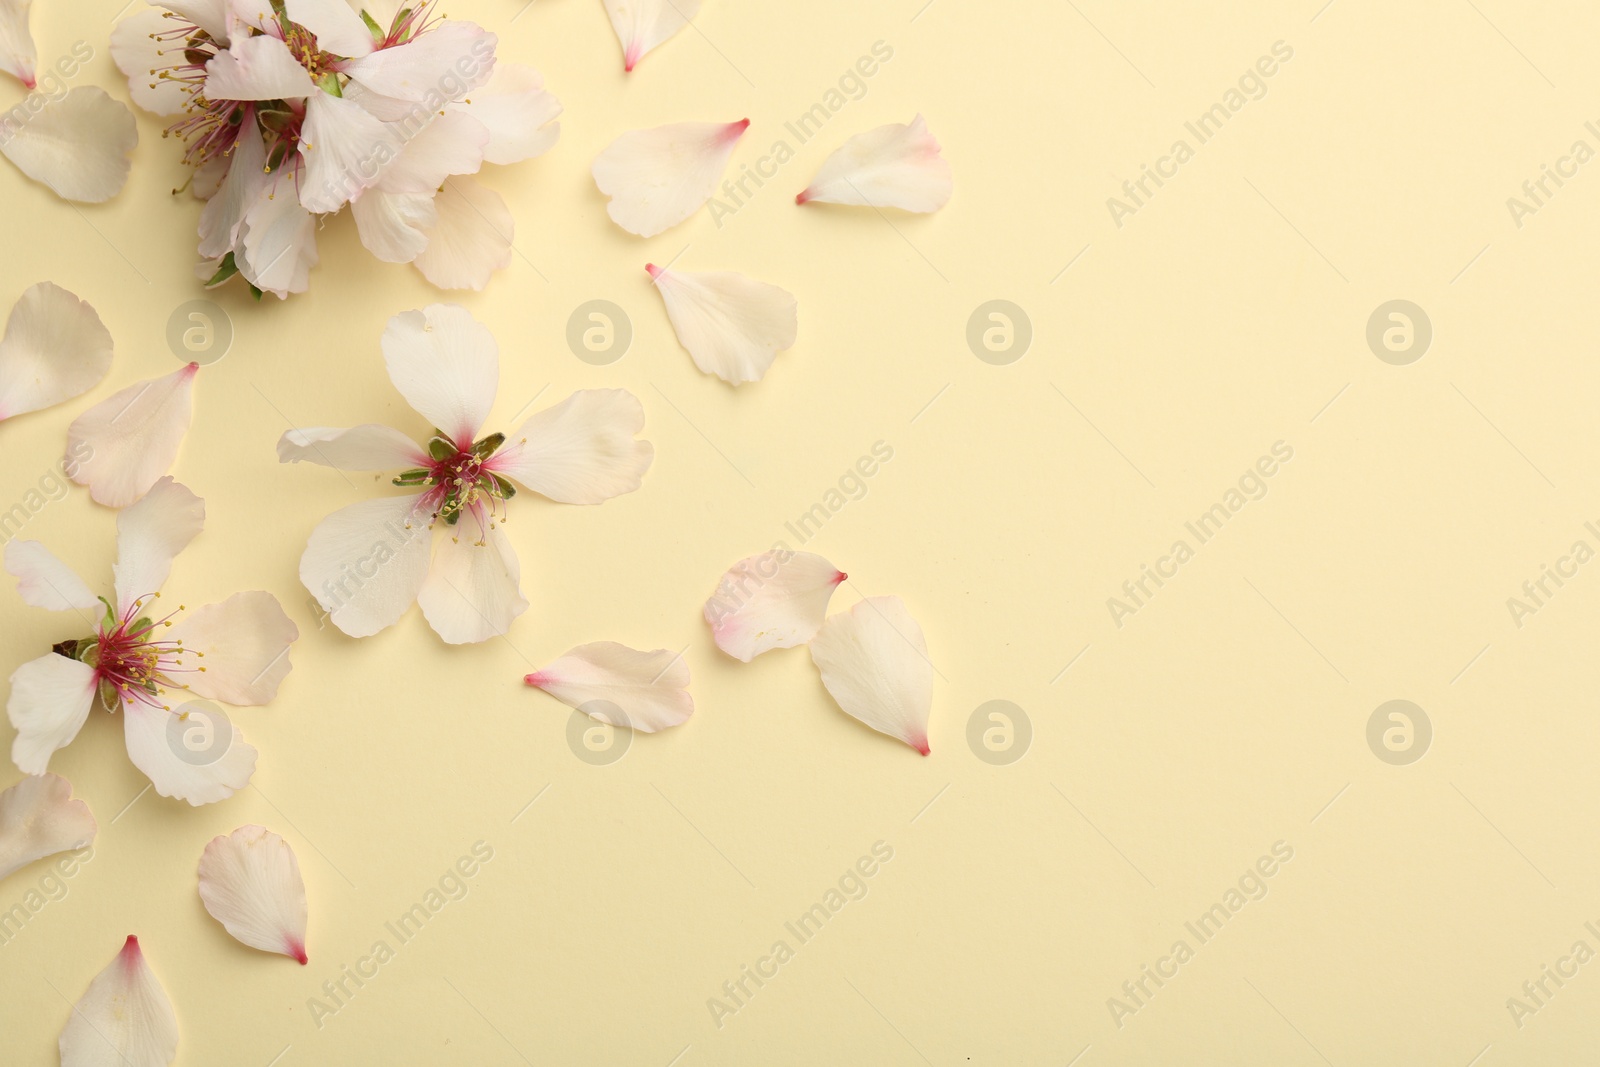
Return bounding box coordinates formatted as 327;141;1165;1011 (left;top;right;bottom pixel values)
110;0;562;296
278;304;653;644
4;477;298;805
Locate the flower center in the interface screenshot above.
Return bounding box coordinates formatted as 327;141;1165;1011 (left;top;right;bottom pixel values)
392;431;516;544
56;594;204;711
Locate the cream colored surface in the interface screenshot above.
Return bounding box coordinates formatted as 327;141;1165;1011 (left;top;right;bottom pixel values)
3;0;1598;1063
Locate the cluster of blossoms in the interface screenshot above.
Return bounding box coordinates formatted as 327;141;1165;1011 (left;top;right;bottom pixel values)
110;0;562;297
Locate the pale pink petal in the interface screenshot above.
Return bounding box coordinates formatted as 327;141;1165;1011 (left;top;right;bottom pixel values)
592;119;746;237
122;699;256;805
0;281;113;421
452;62;560;164
276;424;427;470
488;389;652;504
603;0;701;72
111;10;189;115
66;366;197;508
7;654;96;775
197;124;267;259
167;592;297;706
112;476;204;615
285;0;374;57
342;21;494;101
204;34;315;100
376;110;487;193
808;596;934;755
197;825;308;963
299;493;432;638
411;176;512;291
352;188;435;263
191;154;229;200
0;87;137;203
416;517;526;644
169;0;230;39
59;936;179;1067
525;641;691;732
704;551;845;662
646;264;797;385
0;772;95;881
4;539;98;612
297;91;400;213
797;115;951;213
239;177;319;298
380;303;497;444
0;0;33;87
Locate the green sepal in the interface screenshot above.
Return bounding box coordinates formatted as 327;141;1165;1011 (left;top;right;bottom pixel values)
444;508;461;526
360;8;384;36
471;432;505;458
490;473;517;499
249;283;264;301
428;435;455;461
205;252;239;288
315;72;343;97
392;468;431;486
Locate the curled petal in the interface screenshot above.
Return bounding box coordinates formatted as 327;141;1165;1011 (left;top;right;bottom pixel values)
112;10;189;115
59;935;179;1067
284;0;374;57
0;87;137;203
704;551;845;662
808;596;933;755
797;115;951;213
276;424;427;471
123;699;256;805
647;264;797;385
0;0;34;87
411;176;513;291
7;654;95;781
203;34;315;100
197;825;308;963
489;389;652;504
604;0;701;71
168;592;297;706
525;641;691;732
0;772;95;882
453;62;560;165
112;476;204;615
5;539;98;611
416;519;527;644
0;281;113;421
299;493;433;638
591;120;747;237
66;365;197;509
380;303;498;446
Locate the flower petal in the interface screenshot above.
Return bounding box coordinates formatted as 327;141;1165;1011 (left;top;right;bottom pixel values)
7;654;96;775
375;109;486;193
525;641;691;732
111;9;190;115
284;0;374;57
0;281;113;421
66;366;198;508
122;699;256;805
167;592;297;706
380;303;497;445
0;772;95;882
796;115;951;213
167;0;230;40
489;389;652;504
592;119;746;237
276;424;428;470
646;264;797;385
808;596;933;754
197;124;268;259
112;476;204;615
342;20;494;101
0;87;137;203
603;0;701;71
704;551;845;662
352;188;436;263
297;91;400;213
58;935;179;1067
239;176;319;298
197;825;308;963
416;517;526;644
452;62;560;165
411;176;513;291
299;493;432;638
4;539;98;612
0;0;33;88
203;34;315;100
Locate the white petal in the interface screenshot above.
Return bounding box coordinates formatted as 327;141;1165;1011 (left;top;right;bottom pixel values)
299;493;432;638
297;91;400;213
204;34;315;100
352;188;435;263
525;642;691;732
416;518;526;644
376;109;486;193
808;596;933;754
0;87;137;203
704;551;845;662
239;177;319;298
285;0;374;57
112;476;204;615
380;303;497;444
276;424;427;470
0;0;32;88
489;389;652;504
411;176;512;291
197;825;308;963
7;654;96;775
603;0;701;71
452;62;560;165
592;119;747;237
797;115;952;213
342;20;494;101
122;699;256;805
4;539;98;611
111;10;190;116
167;592;297;706
0;281;113;420
197;126;268;259
0;772;95;881
168;0;230;39
59;935;179;1067
66;366;198;509
647;264;797;385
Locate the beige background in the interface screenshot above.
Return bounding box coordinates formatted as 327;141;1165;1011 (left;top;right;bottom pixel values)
3;0;1598;1063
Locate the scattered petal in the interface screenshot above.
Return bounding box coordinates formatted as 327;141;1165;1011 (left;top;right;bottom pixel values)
0;772;95;882
276;424;428;470
808;596;933;754
0;87;137;203
416;518;527;644
646;264;797;385
203;34;316;101
0;281;113;421
59;935;179;1067
603;0;702;71
489;389;652;504
592;119;747;237
380;303;498;446
67;367;198;509
454;62;561;165
5;539;98;612
411;176;513;291
525;641;691;732
796;114;951;213
704;551;845;662
168;592;297;706
112;476;204;615
7;654;95;780
197;825;308;963
122;699;256;805
298;493;432;638
0;0;34;87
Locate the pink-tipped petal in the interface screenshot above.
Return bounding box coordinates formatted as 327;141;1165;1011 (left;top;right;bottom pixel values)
59;935;179;1067
797;114;951;213
0;87;137;203
111;477;204;616
808;596;934;754
704;551;845;662
7;654;96;775
67;367;198;508
525;641;692;732
411;177;514;291
489;389;652;504
591;120;747;237
0;281;113;421
275;424;429;471
4;539;99;612
648;265;798;385
0;772;96;882
380;304;498;445
167;592;298;705
298;493;433;638
197;825;309;964
603;0;702;71
122;699;257;805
